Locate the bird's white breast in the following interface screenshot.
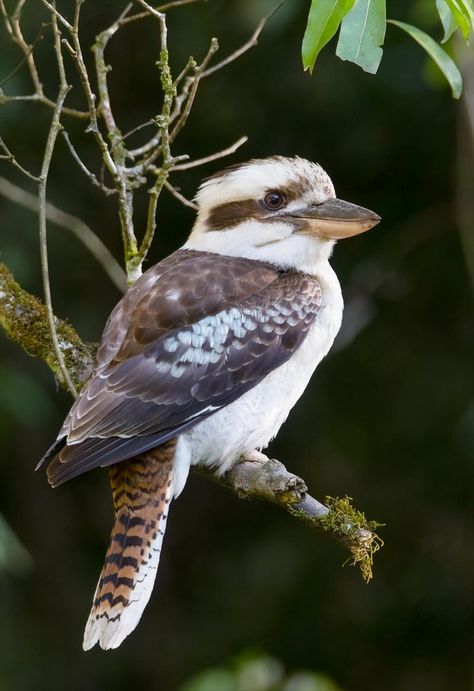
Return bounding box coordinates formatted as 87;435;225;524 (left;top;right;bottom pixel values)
176;260;343;480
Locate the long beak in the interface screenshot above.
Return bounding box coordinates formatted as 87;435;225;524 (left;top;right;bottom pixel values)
291;198;381;239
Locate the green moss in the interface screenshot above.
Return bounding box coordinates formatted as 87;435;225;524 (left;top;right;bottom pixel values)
0;263;95;393
319;495;384;582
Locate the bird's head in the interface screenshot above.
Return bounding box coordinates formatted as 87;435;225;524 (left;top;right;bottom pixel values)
184;156;380;272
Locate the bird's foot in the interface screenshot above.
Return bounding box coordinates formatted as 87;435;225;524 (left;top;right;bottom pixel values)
239;449;269;464
229;452;307;503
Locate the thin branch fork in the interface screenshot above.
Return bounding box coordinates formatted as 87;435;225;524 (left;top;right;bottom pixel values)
91;3;138;262
201;1;283;79
0;0;44;95
0;263;383;581
32;0;275;284
164;179;198;210
0;137;40;180
131;1;179;280
0;0;88;118
126;5;277;162
170;136;248;171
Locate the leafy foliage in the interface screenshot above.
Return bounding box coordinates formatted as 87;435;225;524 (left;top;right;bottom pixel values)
302;0;473;97
388;20;463;99
336;0;386;74
302;0;356;74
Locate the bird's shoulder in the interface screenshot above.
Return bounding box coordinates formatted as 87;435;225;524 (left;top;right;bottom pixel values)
96;249;321;367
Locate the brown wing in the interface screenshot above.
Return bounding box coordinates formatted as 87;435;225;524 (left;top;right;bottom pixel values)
41;250;322;486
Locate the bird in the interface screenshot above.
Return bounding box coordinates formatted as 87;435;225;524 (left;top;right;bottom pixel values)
38;155;380;651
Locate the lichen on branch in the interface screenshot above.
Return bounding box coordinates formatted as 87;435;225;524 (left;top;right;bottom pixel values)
0;263;94;391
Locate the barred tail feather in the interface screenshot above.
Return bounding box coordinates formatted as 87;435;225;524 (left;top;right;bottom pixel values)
83;440;176;651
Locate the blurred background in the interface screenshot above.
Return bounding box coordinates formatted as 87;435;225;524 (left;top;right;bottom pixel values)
0;1;473;690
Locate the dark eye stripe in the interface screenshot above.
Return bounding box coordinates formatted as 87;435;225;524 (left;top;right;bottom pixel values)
205;199;261;231
202;176;314;232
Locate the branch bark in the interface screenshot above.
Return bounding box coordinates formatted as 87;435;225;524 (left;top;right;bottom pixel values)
0;261;383;581
0;263;94;390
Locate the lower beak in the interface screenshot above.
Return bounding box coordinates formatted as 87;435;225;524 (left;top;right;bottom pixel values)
291;197;381;239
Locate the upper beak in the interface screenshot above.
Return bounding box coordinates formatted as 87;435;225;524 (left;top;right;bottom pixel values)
291;197;381;239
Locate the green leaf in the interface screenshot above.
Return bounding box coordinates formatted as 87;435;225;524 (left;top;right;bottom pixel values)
388;20;463;99
302;0;356;74
445;0;474;40
436;0;459;42
336;0;386;74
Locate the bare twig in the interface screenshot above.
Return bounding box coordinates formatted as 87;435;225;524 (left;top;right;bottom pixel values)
92;4;132;152
155;0;203;11
124;36;217;172
0;91;89;118
0;176;126;292
0;14;45;90
125;6;274;165
1;0;44;94
201;2;282;78
0;137;40;180
62;131;116;196
91;3;138;264
125;55;197;161
3;0;277;285
39;0;72;31
123;118;155;142
59;5;118;180
0;0;87;116
120;0;202;26
171;136;248;171
169;37;219;143
38;9;77;397
164;179;198;209
131;2;178;279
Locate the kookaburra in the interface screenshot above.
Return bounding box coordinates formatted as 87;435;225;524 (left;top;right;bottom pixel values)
38;156;380;651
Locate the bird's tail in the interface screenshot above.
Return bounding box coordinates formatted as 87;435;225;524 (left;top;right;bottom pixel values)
83;439;176;651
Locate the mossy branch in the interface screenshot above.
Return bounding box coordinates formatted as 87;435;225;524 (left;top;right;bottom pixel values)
0;261;383;581
213;457;383;582
0;262;94;391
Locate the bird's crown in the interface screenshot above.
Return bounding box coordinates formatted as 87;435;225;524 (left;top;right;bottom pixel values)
195;155;335;214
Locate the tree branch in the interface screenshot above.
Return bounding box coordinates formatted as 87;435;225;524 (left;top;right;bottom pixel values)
202;454;383;583
0;176;127;292
0;137;40;181
0;263;94;390
170;136;248;171
0;0;88;118
164;179;198;209
200;2;283;78
61;131;117;196
0;263;383;580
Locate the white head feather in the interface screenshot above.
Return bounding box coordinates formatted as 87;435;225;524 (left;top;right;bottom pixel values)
184;156;337;273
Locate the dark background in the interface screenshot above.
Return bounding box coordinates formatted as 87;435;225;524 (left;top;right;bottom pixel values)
1;1;473;690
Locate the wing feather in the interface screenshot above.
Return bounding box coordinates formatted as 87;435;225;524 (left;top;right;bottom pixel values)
40;250;322;485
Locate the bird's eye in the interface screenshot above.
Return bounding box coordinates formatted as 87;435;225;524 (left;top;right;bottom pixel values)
263;190;285;210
